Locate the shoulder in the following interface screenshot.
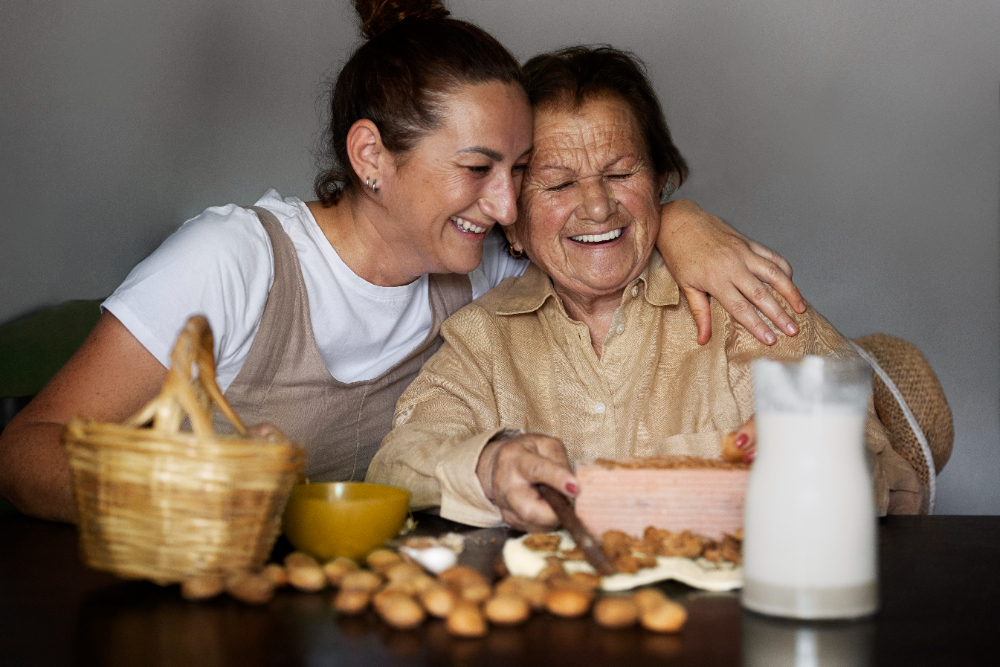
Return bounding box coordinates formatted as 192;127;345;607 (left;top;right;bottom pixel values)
156;202;274;275
716;286;853;358
440;300;496;344
170;189;310;261
102;194;287;378
437;270;548;367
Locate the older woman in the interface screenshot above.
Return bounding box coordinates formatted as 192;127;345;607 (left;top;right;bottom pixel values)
367;46;923;529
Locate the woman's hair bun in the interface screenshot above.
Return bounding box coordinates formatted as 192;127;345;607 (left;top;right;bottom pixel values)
354;0;451;40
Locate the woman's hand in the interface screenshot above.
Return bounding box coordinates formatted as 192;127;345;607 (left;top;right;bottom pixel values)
722;416;757;464
476;432;578;532
657;199;806;346
248;422;287;441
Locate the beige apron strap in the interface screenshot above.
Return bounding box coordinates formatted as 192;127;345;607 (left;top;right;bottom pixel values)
428;272;474;324
214;206;325;435
242;206;310;384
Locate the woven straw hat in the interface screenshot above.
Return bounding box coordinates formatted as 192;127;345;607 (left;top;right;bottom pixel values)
852;334;953;513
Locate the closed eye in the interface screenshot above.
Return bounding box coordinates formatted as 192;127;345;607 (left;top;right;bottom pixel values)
547;181;574;192
467;165;491;175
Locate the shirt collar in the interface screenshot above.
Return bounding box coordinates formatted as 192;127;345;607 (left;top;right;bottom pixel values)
496;250;680;316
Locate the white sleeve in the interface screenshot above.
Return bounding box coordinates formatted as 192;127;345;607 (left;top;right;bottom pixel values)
101;204;274;391
469;231;529;300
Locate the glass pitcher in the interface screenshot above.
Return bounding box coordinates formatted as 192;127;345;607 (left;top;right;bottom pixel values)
742;355;878;619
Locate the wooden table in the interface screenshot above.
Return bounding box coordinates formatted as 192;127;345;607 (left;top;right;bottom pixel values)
1;513;997;666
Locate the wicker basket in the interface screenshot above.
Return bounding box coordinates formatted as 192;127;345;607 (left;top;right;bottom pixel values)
64;316;306;584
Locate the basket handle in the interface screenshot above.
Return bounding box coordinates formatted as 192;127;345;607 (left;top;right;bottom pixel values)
126;316;249;438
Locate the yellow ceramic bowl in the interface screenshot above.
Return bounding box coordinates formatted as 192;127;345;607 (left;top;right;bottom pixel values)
281;482;410;563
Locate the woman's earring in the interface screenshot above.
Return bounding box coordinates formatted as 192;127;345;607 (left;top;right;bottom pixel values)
366;176;379;193
508;245;524;259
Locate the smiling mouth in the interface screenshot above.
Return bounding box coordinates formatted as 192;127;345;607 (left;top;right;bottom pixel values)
570;228;623;244
451;216;488;234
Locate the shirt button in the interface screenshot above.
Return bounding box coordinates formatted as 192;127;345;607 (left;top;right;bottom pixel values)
616;325;624;334
632;285;639;297
594;402;606;414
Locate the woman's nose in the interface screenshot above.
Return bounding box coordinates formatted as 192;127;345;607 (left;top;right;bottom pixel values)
575;178;617;223
481;172;519;226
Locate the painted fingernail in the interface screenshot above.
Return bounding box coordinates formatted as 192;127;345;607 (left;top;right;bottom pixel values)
565;482;579;495
764;332;777;345
735;434;749;449
786;322;798;335
745;452;756;464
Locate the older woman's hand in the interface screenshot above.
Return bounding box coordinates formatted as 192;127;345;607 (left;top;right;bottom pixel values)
476;432;578;532
659;199;807;346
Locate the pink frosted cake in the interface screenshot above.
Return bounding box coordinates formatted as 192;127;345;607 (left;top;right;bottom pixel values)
574;456;750;541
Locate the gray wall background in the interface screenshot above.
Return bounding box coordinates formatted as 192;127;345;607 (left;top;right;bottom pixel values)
1;0;997;513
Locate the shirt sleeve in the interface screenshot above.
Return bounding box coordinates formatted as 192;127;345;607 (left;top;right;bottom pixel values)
718;289;923;515
101;204;274;390
366;305;508;526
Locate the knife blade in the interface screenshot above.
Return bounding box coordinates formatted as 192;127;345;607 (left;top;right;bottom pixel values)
536;483;616;576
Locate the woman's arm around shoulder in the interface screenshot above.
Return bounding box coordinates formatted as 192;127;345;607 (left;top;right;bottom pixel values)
0;312;167;522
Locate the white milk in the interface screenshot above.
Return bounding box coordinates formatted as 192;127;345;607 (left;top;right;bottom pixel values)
742;408;878;618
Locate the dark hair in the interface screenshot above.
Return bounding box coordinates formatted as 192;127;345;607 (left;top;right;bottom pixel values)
522;45;688;186
314;0;526;205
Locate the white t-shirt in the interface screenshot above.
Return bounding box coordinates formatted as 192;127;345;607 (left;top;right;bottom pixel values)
103;190;527;390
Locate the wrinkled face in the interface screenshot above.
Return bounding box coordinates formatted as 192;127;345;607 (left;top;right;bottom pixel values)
380;81;533;276
513;95;664;303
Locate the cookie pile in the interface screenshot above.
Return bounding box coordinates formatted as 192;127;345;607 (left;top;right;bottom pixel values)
179;544;688;636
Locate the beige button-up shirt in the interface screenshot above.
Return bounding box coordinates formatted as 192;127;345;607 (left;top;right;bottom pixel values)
366;252;922;526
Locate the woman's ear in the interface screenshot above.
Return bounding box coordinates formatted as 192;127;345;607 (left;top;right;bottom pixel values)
345;119;385;188
657;171;678;205
656;172;670;193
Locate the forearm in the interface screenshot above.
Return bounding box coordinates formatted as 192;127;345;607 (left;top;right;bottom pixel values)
366;423;454;510
656;199;707;254
0;418;77;523
368;423;504;526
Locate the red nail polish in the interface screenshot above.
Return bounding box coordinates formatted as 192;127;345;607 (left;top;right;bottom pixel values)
735;434;749;449
565;482;578;495
745;452;756;464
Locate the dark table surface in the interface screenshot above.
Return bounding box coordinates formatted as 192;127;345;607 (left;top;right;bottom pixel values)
1;512;998;667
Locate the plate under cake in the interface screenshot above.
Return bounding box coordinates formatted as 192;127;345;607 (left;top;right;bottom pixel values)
574;456;750;541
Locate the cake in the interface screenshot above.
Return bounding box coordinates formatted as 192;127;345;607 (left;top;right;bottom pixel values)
574;456;750;541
